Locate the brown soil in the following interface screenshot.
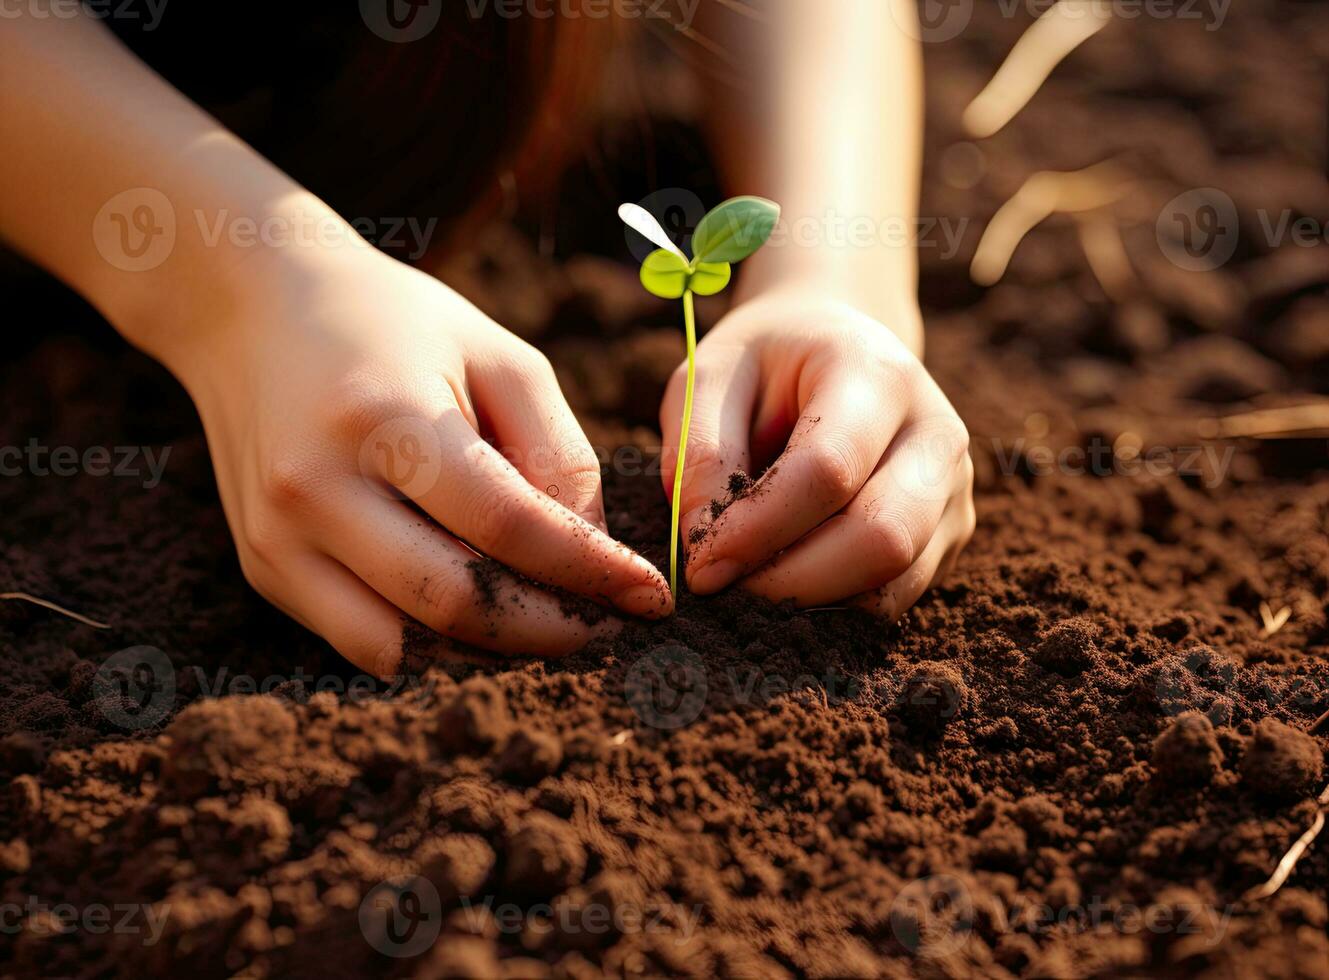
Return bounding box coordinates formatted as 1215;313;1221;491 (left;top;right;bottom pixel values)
3;2;1329;978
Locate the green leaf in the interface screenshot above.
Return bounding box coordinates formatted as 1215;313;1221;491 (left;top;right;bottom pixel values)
691;196;780;264
639;249;689;299
687;261;732;296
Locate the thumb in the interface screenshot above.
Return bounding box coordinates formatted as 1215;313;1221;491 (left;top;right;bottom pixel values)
659;344;759;573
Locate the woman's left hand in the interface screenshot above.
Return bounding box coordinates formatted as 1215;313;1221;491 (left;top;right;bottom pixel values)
660;286;975;617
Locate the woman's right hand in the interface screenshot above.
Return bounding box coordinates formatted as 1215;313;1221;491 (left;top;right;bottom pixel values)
157;238;672;678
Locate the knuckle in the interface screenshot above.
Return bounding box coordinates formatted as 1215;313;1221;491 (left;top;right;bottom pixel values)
466;489;528;553
930;414;971;463
552;445;603;504
864;508;918;579
260;455;322;511
366;636;405;680
236;547;278;598
239;505;287;566
805;441;862;502
418;569;467;629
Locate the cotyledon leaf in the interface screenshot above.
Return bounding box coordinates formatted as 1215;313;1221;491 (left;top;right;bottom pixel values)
691;196;781;264
639;248;689;299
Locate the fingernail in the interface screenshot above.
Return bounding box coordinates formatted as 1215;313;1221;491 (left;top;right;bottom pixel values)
615;583;673;619
689;559;741;595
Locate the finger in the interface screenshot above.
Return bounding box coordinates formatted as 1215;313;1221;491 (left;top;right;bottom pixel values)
376;405;672;618
688;365;911;594
470;351;609;530
261;552;412;680
324;491;623;656
740;427;971;606
853;490;975;620
658;343;760;548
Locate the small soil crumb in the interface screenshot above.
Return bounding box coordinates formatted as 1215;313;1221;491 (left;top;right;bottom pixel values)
502;812;587;898
1152;712;1224;786
415;833;496;904
496;728;564;784
896;662;968;738
1031;617;1101;676
0;731;45;774
439;676;513;751
160;697;296;797
416;935;502;980
1241;718;1324;801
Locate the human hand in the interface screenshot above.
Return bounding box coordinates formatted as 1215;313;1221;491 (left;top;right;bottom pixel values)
163;243;671;677
661;286;974;617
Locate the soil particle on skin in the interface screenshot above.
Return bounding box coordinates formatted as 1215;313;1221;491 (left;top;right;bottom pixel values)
465;556;612;627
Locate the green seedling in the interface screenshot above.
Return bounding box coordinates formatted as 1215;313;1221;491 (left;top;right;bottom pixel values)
619;196;781;596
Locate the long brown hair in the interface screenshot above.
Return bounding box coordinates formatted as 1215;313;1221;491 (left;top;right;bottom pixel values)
108;7;613;258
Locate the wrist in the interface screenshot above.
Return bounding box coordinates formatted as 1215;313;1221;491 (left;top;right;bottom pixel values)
734;244;924;357
102;192;372;374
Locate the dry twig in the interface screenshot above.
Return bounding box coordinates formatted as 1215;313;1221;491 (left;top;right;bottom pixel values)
963;0;1112;139
1259;601;1292;637
971;160;1131;285
1243;783;1329;902
0;591;110;629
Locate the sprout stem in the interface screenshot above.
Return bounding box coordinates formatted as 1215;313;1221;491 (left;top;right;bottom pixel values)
670;289;698;596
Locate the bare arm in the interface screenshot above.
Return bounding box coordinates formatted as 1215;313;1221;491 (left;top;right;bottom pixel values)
700;0;925;353
0;6;673;674
664;0;974;614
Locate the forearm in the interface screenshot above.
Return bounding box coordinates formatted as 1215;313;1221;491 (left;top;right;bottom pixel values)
702;0;925;354
0;5;352;371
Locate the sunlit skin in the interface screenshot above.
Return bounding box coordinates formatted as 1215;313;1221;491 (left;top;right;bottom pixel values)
667;0;975;615
0;1;974;675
